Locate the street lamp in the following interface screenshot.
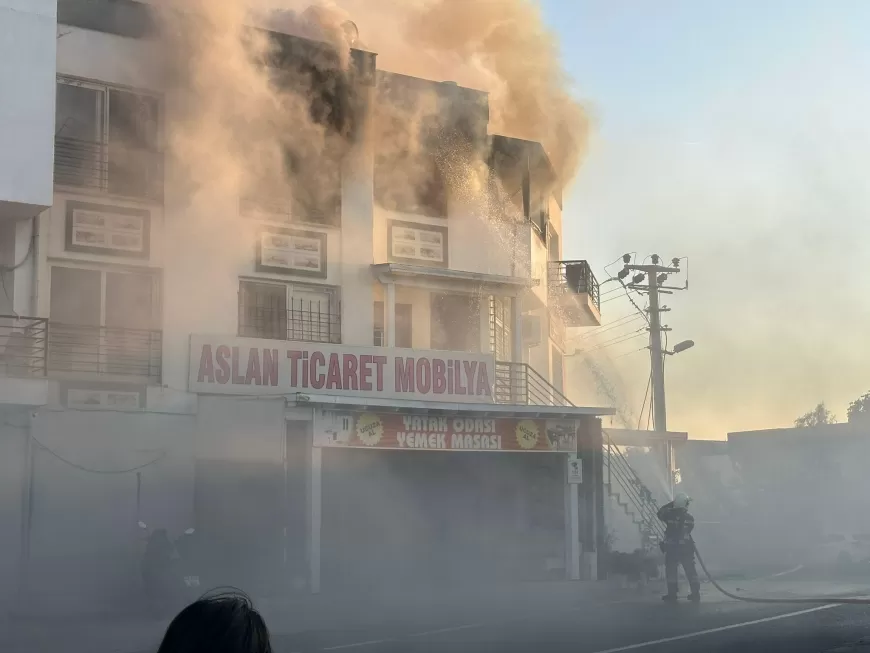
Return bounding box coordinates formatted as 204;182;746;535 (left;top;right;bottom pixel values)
666;339;695;356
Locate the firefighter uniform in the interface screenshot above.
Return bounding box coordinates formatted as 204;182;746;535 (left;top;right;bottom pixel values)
657;496;700;602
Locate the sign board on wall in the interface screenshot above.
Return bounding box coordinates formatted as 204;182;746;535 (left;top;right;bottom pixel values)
189;335;496;403
314;411;578;453
567;457;583;483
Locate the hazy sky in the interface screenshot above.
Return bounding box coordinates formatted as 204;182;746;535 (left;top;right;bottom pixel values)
541;1;870;438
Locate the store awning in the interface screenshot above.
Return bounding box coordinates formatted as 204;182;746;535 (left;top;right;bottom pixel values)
371;263;536;292
287;392;615;419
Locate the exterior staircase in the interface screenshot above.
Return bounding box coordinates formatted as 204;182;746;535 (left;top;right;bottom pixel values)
603;433;665;550
495;361;665;548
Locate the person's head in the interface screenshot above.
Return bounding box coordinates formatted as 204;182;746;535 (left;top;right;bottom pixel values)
673;492;691;510
156;590;272;653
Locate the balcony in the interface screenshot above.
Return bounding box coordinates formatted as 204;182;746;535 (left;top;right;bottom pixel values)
494;361;572;407
0;316;47;378
0;316;162;384
239;301;342;344
54;136;164;202
548;260;601;327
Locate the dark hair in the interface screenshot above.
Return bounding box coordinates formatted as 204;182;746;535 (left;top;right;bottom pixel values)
156;590;272;653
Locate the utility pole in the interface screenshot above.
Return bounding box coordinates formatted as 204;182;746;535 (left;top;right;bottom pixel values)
616;254;689;497
642;265;671;435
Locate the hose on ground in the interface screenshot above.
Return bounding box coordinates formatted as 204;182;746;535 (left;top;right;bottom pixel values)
693;541;870;605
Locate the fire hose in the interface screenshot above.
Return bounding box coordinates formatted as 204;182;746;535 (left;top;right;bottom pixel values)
693;541;870;605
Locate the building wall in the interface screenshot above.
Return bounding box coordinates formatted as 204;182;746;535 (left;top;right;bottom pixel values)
0;9;594;609
193;397;302;592
56;25;164;91
21;405;195;609
0;0;56;218
0;221;15;313
0;408;29;610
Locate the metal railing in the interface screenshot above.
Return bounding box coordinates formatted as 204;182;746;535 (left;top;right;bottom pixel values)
548;260;601;311
48;323;163;383
239;299;341;344
0;316;48;378
491;357;663;546
493;361;574;407
54;136;164;202
604;433;665;547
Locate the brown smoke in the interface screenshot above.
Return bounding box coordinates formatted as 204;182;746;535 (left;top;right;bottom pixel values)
154;0;588;201
311;0;589;182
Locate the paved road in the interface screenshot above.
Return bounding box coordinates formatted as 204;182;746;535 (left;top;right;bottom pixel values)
6;568;870;653
270;592;870;653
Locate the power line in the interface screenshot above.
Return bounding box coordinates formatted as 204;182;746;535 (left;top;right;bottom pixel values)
581;324;646;350
601;293;630;304
31;435;166;474
576;313;644;340
580;322;647;350
638;371;652;430
614;346;646;360
578;329;647;354
600;286;627;298
618;280;651;325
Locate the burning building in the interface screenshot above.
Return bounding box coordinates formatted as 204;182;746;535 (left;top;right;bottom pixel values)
0;0;613;610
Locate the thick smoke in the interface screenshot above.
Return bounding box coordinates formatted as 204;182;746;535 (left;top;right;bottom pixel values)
341;0;590;181
152;0;588;208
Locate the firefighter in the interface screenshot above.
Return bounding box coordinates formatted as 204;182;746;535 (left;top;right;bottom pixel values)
658;492;700;602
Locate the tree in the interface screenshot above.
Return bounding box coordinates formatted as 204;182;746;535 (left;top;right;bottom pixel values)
847;391;870;423
794;402;837;428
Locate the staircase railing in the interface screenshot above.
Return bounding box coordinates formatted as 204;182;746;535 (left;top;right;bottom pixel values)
493;361;575;406
604;432;665;547
492;360;664;546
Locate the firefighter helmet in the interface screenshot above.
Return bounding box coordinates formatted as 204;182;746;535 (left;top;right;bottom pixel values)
673;492;690;509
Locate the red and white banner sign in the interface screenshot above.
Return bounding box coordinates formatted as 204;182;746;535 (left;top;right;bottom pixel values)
188;335;496;404
315;411;578;453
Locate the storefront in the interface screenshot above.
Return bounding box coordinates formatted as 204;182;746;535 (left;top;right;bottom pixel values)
188;337;611;594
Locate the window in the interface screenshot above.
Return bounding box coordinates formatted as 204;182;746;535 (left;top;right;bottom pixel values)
373;301;412;348
489;296;513;362
55;79;162;201
548;227;560;262
375;151;446;218
48;266;161;378
239;280;339;343
430;293;480;352
373;85;447;218
530;192;548;244
240;144;342;227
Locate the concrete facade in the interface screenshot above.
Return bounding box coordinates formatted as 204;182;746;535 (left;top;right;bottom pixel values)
0;0;608;612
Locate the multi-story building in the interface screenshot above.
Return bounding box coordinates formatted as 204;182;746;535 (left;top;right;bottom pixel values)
0;0;610;610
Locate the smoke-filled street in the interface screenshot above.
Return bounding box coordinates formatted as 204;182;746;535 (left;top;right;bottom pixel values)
268;569;870;653
5;568;870;653
273;603;869;653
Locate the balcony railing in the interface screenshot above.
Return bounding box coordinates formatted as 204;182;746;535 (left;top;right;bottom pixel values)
54;136;164;202
493;361;573;407
48;323;163;383
548;260;602;327
0;317;162;383
549;260;601;310
0;316;48;378
239;300;341;344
